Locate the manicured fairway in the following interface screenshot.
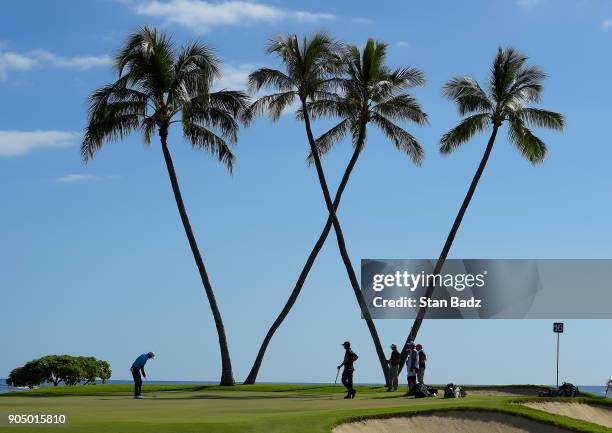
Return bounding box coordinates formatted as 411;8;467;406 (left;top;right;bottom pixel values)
0;385;609;433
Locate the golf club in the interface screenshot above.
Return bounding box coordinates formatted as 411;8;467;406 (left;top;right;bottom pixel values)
329;368;340;400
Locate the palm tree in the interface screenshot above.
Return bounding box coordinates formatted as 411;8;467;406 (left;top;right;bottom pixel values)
81;26;248;386
244;39;427;384
398;47;564;367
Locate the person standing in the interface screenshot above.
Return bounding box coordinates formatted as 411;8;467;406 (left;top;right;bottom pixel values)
416;344;427;384
337;341;358;399
131;351;155;399
404;342;419;396
387;344;401;392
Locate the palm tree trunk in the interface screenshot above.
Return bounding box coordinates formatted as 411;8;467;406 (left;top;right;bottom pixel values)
244;136;363;384
398;125;499;370
300;104;390;386
159;127;235;386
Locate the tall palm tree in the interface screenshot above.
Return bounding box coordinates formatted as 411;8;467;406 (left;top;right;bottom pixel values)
81;26;248;386
245;33;390;384
244;39;427;384
398;47;564;367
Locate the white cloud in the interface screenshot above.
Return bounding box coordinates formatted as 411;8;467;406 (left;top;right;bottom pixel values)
0;51;36;80
517;0;543;8
0;131;79;157
134;0;334;33
57;174;121;182
57;174;99;182
396;41;410;48
601;19;612;30
215;63;253;90
31;50;112;69
0;48;111;81
351;17;372;25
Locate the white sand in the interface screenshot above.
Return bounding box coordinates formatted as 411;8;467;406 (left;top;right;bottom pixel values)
523;402;612;428
333;411;573;433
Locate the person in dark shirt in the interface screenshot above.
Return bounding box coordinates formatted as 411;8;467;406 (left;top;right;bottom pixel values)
416;343;427;384
387;344;401;392
131;351;155;399
337;341;358;399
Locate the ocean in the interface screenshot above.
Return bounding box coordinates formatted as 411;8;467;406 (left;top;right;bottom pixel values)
0;381;609;396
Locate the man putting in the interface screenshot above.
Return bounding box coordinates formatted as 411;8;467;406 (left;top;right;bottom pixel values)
131;351;155;399
337;341;358;399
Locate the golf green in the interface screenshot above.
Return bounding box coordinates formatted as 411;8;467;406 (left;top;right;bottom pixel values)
0;385;608;433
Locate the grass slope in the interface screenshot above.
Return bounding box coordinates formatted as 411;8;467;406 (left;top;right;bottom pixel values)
0;385;609;433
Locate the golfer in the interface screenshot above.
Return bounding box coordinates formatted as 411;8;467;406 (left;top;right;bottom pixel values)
387;343;400;392
416;343;427;384
337;341;358;399
131;351;155;399
404;342;418;396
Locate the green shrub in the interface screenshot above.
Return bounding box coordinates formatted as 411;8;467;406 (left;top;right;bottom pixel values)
6;355;112;388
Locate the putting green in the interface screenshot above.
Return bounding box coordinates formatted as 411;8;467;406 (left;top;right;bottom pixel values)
0;385;608;433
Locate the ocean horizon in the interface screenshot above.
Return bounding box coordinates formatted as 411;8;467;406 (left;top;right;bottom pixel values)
0;380;609;397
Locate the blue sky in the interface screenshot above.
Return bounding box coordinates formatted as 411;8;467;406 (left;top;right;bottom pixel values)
1;0;611;386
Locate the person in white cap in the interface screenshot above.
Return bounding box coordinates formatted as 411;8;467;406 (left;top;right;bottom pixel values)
404;342;419;396
131;351;155;399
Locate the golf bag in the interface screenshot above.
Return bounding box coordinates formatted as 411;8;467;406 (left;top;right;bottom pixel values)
444;383;466;398
538;382;579;397
413;383;438;398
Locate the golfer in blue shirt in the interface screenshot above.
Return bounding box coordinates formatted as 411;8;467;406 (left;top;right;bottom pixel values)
131;352;155;398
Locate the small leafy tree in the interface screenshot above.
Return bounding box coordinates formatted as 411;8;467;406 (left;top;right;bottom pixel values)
6;355;112;388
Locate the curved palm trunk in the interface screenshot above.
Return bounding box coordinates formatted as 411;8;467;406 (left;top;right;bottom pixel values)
300;105;390;386
398;126;499;370
244;139;363;384
159;128;235;386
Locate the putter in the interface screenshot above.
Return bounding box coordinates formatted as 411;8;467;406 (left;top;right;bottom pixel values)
330;368;340;400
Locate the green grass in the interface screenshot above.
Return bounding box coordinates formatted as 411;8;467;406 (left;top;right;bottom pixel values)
0;384;609;433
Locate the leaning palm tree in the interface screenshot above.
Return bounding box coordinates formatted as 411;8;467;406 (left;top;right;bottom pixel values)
82;26;248;386
245;33;390;384
398;47;564;366
244;39;427;384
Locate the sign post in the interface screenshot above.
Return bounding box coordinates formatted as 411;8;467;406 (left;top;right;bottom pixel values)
553;322;564;388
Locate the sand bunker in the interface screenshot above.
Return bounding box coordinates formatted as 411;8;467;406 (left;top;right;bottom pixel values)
523;402;612;428
333;411;573;433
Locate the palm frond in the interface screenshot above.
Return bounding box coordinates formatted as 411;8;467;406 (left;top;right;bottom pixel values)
182;121;235;172
440;113;491;154
245;91;297;123
389;67;426;88
248;68;294;93
508;118;547;164
516;108;564;130
306;118;351;164
82;113;140;161
114;26;175;98
168;41;219;107
490;47;527;103
372;94;428;125
371;113;424;165
443;77;493;116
